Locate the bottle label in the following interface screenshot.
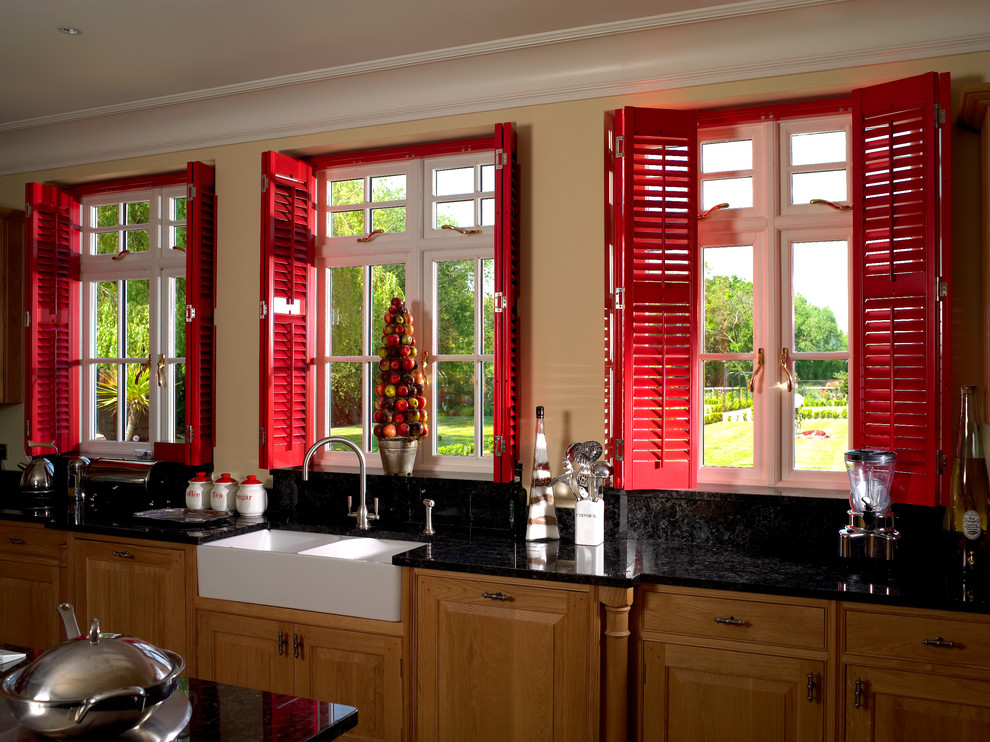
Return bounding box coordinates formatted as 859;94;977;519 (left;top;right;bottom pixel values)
962;509;983;540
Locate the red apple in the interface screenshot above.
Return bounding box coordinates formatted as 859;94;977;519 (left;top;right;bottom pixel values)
406;410;420;423
389;360;401;370
379;360;390;371
415;396;427;410
397;423;410;436
386;334;400;347
401;357;414;370
393;412;406;424
382;324;393;335
399;346;411;358
407;397;419;409
391;297;403;308
374;383;385;397
384;312;394;324
395;398;409;412
382;423;397;438
409;422;423;437
389;372;401;384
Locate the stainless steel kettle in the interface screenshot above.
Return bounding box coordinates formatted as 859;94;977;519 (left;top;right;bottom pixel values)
19;440;59;493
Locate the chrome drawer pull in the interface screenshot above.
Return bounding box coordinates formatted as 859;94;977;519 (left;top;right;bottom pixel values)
921;636;957;648
482;591;510;601
713;615;746;626
806;672;816;703
112;550;135;559
7;537;25;545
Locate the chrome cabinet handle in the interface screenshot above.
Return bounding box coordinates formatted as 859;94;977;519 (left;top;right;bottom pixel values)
853;677;864;709
713;616;746;626
482;591;510;601
7;537;25;545
293;633;302;659
112;551;134;559
806;672;816;703
277;630;286;656
921;636;957;648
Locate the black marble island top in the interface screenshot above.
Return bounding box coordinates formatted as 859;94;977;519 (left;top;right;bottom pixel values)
0;649;357;741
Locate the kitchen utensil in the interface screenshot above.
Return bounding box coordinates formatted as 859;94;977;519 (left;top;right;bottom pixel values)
0;603;184;739
19;441;59;493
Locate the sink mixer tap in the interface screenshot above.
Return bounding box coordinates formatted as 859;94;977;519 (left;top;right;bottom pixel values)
301;437;378;530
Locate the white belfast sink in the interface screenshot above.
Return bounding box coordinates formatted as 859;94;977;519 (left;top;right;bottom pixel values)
197;529;421;622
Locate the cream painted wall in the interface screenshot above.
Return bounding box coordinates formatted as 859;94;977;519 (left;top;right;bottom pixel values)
1;51;987;485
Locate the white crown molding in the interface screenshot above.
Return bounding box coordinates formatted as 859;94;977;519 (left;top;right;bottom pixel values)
1;0;988;177
0;0;845;134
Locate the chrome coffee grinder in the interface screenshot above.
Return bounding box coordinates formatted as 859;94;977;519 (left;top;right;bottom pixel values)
839;449;899;560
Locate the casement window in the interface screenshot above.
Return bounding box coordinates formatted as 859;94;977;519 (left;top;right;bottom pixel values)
24;163;217;465
605;72;951;506
259;124;519;482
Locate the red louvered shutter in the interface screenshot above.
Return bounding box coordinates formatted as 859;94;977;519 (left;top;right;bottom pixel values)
493;122;520;484
260;151;315;470
851;72;951;506
607;107;699;490
24;183;80;456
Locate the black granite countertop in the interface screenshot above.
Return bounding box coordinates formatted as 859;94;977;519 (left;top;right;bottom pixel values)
0;648;357;741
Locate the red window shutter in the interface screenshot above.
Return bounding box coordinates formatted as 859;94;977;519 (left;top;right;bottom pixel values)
156;162;217;466
851;72;951;506
607;107;699;490
24;183;80;456
260;151;315;470
493;123;520;484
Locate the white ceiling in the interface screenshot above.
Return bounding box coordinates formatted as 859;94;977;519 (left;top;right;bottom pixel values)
0;0;725;125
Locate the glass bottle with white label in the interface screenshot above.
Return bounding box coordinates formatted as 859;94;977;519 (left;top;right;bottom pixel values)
945;385;990;570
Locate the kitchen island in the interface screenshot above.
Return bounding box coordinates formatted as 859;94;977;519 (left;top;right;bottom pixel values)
0;648;358;741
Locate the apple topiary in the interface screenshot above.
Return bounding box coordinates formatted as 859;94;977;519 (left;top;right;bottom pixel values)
372;298;428;442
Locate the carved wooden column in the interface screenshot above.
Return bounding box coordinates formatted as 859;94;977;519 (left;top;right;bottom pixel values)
600;585;634;742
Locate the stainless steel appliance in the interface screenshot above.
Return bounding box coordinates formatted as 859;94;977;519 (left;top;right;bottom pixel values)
76;459;188;515
839;448;899;560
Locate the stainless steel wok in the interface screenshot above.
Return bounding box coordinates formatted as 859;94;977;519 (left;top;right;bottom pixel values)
0;603;185;738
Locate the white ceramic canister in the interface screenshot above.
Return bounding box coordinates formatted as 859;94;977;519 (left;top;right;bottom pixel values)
185;472;212;511
235;475;267;517
210;473;238;512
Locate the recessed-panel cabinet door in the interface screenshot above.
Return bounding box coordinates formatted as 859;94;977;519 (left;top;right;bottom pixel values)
196;611;295;696
643;642;824;742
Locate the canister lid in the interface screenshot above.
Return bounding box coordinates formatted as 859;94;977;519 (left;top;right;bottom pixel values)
188;471;211;483
214;473;237;484
240;475;263;485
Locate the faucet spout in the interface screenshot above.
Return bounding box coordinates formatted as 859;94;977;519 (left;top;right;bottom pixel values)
301;437;376;530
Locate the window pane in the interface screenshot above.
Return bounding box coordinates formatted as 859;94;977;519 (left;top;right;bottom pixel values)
791;131;845;166
172;362;186;443
791;170;846;205
436;200;474;229
480;165;495;193
95;281;118;357
96;232;119;255
125;201;150;225
171;196;187;221
125;280;150;358
170;225;187;251
792;360;848;472
329;361;363;448
123;362;150;442
482;259;494;355
96;204;118;227
125;229;150;253
702;360;754;468
701;139;752;173
331;179;363;206
370;264;405;348
436;360;475;456
95;363;119;441
437;260;475;355
331;210;364;237
483;360;494;458
481;197;495;226
173;278;186;358
703;246;753;354
701;177;753;211
371;207;405;233
792;241;848;351
330;266;363;356
371;174;406;202
435;167;474;196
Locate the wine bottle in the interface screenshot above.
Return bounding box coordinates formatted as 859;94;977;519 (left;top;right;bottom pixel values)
525;406;560;541
945;385;990;571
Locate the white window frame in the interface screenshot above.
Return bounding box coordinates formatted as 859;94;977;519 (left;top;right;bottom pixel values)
78;185;186;459
315;151;496;477
697;115;852;490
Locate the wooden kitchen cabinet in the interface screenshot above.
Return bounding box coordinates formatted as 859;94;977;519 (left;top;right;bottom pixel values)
197;607;404;742
0;207;23;403
71;534;193;661
635;585;833;742
840;602;990;741
0;522;66;647
413;569;601;742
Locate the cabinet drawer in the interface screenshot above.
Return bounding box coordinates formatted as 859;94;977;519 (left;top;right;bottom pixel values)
641;588;826;651
844;606;990;670
0;523;65;561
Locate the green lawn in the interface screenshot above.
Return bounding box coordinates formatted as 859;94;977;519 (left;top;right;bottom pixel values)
704;418;848;470
330;415;493;456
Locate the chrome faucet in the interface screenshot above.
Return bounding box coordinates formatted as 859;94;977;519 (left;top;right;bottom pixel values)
301;437;378;530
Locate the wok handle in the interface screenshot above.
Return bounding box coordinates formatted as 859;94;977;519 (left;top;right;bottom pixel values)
74;686;147;724
56;603;80;640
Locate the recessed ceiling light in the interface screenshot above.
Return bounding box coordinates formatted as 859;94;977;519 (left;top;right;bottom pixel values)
57;25;83;36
